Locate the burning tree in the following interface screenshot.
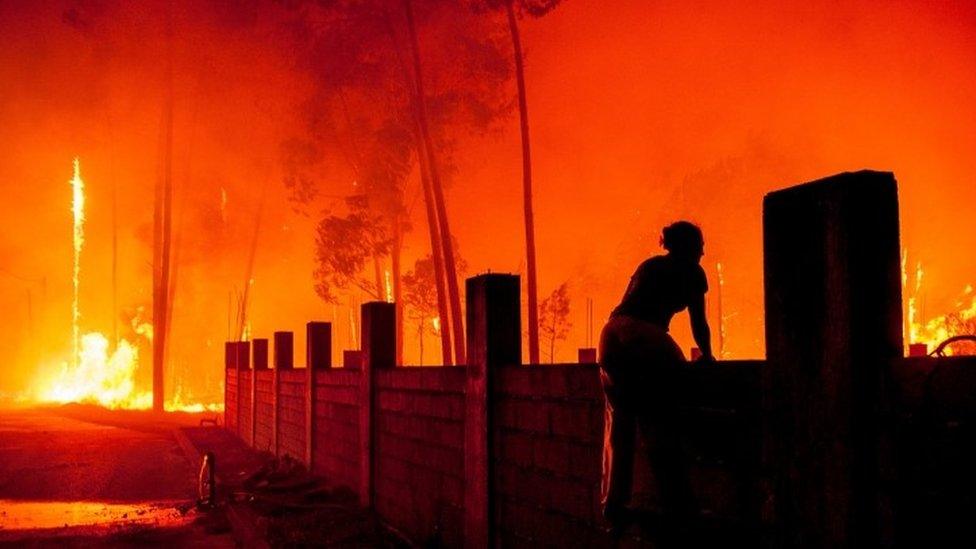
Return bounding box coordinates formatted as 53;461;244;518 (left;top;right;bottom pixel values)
276;0;512;365
313;196;392;304
539;282;572;363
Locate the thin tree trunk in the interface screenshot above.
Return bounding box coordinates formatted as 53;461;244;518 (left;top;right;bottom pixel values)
403;0;466;364
392;220;404;365
379;4;451;364
506;1;540;364
417;141;453;365
373;253;383;301
418;319;424;366
153;6;174;413
237;184;266;340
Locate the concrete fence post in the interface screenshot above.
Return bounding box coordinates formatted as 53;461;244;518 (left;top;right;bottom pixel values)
235;341;250;438
306;322;332;469
464;274;521;549
224;342;236;432
273;331;294;458
762;171;902;547
358;302;395;507
251;339;268;448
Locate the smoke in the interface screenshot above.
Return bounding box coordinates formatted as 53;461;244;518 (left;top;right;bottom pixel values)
1;0;975;400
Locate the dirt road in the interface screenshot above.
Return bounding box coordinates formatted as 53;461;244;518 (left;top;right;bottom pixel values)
0;406;232;547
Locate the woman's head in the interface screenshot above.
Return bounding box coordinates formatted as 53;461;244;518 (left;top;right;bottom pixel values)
661;221;704;262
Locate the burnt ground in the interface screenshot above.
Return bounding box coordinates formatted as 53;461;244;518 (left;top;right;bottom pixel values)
0;405;233;547
179;426;408;547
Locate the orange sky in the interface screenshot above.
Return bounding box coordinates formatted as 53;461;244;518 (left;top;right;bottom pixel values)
1;0;975;400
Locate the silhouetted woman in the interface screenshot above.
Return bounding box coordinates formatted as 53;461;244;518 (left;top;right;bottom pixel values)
599;221;713;534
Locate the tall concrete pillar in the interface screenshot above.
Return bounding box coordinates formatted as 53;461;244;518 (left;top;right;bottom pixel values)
234;341;250;436
224;341;237;369
272;331;293;457
252;338;269;370
358;302;396;506
306;322;332;467
306;322;333;369
273;331;294;369
251;339;267;447
235;341;251;370
464;274;521;548
762;171;902;547
224;341;236;433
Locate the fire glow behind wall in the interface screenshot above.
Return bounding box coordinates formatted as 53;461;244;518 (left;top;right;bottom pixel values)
0;1;975;401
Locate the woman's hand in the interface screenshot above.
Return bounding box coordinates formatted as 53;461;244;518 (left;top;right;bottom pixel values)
693;353;716;364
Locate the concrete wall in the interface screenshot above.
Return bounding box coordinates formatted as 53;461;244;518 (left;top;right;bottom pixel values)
219;173;976;547
311;369;360;492
374;367;466;547
277;370;306;461
223;357;763;547
254;370;274;452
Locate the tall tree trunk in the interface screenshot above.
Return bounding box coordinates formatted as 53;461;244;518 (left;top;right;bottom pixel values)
153;7;174;413
372;253;383;301
403;0;466;364
392;220;404;365
417;141;453;365
237;184;266;340
418;321;424;366
506;1;540;364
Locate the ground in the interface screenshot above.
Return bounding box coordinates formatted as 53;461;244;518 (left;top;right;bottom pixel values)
0;405;233;547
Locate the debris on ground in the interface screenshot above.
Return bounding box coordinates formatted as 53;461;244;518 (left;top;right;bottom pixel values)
178;427;409;547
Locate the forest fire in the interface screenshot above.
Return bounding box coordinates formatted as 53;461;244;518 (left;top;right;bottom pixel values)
904;255;976;356
27;159;221;413
1;1;975;546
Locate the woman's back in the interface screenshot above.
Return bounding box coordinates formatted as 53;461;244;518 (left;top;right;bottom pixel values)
611;254;707;330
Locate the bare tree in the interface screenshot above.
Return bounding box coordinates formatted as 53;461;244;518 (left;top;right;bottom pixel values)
403;255;439;365
539;282;571;363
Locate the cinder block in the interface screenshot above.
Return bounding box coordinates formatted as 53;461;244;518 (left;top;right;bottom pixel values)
534;438;570;474
515;403;551;434
550;402;593;441
549;477;593;520
442;474;464;506
499;431;535;466
566;442;602;482
539;366;571;397
566;365;603;401
497;367;534;397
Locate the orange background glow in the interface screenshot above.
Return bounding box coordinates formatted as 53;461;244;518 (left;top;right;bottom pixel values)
1;1;975;401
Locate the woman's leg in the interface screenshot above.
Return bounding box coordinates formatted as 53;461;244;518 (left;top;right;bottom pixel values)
601;368;637;519
599;318;638;523
638;332;698;525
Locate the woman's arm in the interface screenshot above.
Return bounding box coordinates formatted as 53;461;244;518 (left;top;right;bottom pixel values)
688;293;714;361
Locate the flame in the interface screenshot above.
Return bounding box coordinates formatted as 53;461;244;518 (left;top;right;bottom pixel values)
71;158;84;369
41;333;152;409
34;159;223;413
432;316;441;334
904;252;976;356
384;269;393;303
36;329;223;412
